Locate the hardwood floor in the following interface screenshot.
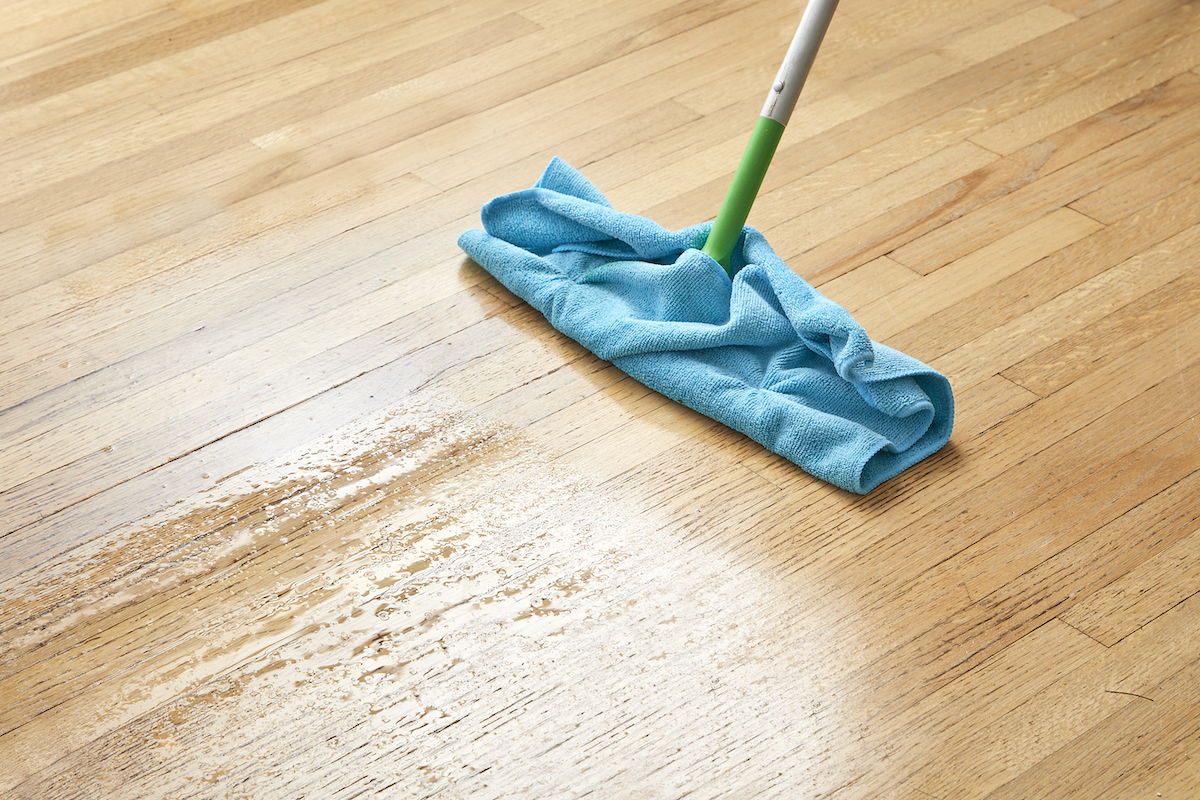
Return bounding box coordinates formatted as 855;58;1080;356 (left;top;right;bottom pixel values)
2;0;1198;796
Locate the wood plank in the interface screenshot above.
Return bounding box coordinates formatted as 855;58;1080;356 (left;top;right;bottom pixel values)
1070;135;1200;223
814;619;1105;798
853;206;1101;344
998;241;1200;396
969;6;1200;155
0;58;699;303
956;411;1200;609
0;67;156;146
796;71;1200;283
0;96;162;174
138;0;521;115
818;255;921;314
0;282;511;540
0;343;104;417
0;70;709;351
913;591;1200;799
1080;688;1200;800
0;0;173;72
964;0;1198;141
886;178;1200;366
3;8;525;200
0;395;545;787
610;3;1057;218
0;262;485;492
171;0;278;17
1050;0;1119;15
849;421;1200;732
248;0;742;153
0;4;188;86
896;327;1200;597
583;394;1200;797
0;0;437;143
298;0;792;196
0;0;330;109
0;156;438;344
670;0;1046;117
935;220;1200;391
756;142;1001;263
0;11;538;233
0;91;690;406
789;140;1064;283
890;82;1200;274
1060;527;1200;646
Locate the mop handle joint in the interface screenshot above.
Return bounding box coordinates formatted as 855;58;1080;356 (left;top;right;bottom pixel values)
700;0;840;274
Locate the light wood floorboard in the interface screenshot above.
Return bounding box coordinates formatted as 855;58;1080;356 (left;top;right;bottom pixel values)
1;0;1198;797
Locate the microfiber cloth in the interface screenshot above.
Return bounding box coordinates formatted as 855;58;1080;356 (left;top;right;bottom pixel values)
458;158;953;494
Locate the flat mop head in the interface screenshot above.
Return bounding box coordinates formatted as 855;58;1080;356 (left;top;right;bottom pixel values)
459;158;954;494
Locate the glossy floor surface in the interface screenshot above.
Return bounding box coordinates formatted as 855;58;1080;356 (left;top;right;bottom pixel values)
2;0;1199;797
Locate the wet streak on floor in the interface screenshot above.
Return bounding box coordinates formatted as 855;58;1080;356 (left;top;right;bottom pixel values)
1;395;859;798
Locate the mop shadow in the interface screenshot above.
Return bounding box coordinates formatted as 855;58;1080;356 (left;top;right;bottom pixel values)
850;438;965;511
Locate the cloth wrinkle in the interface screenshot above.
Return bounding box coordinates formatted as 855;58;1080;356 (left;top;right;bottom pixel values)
458;157;954;493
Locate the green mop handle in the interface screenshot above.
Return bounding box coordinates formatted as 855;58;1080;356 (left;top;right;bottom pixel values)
701;0;840;274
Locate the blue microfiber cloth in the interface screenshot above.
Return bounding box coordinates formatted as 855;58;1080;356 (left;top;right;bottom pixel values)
458;158;953;493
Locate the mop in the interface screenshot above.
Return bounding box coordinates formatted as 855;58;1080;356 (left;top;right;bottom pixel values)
458;0;953;494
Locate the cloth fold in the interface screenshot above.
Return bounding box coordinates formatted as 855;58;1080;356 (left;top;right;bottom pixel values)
458;158;953;493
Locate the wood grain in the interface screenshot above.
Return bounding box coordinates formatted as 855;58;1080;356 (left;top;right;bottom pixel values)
2;0;1198;798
